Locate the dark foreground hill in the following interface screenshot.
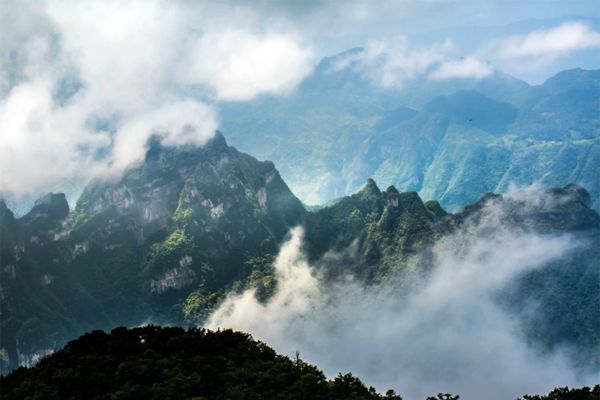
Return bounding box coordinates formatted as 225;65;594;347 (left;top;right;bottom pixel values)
0;326;402;400
1;326;597;400
0;326;600;400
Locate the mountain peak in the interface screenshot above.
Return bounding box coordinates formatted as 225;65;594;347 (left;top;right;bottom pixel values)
541;68;600;93
144;131;228;163
385;185;399;195
206;131;228;151
355;178;382;202
22;192;69;222
33;192;68;208
362;178;381;194
563;183;592;208
17;192;69;237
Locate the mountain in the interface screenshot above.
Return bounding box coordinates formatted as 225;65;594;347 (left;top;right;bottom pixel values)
305;180;599;368
0;192;100;369
218;54;600;211
0;133;306;373
1;134;598;374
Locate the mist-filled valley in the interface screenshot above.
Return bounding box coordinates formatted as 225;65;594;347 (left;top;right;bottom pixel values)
1;1;600;399
207;233;579;399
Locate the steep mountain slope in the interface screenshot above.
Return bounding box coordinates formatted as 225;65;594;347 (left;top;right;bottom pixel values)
219;52;599;210
0;133;306;373
418;69;600;210
67;132;305;323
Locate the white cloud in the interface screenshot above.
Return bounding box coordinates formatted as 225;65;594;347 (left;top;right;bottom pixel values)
208;197;598;399
209;227;321;333
429;56;494;80
0;0;314;200
333;38;494;88
334;37;452;87
179;30;315;101
492;21;600;60
0;0;216;197
109;100;217;172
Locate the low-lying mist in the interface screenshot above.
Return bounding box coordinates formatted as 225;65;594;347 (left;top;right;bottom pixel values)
207;199;599;400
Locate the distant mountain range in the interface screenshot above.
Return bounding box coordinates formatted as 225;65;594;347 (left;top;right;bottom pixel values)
219;51;600;211
1;134;598;373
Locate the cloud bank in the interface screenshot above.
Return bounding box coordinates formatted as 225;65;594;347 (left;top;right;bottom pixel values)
493;21;600;60
333;38;494;88
208;200;598;400
0;0;315;200
178;30;314;101
429;56;494;80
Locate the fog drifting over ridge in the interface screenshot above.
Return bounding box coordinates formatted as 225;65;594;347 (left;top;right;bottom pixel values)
207;196;599;400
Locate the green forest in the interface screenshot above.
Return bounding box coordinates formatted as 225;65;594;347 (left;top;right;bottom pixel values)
1;326;597;400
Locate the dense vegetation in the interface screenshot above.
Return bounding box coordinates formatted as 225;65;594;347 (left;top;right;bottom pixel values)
1;326;597;400
516;386;600;400
0;326;402;400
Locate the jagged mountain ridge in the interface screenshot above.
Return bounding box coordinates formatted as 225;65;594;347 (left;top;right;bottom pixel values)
1;133;598;373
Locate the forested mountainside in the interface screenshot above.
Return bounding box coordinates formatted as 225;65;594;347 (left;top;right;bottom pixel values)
219;54;600;211
1;133;598;373
1;326;598;400
0;133;305;372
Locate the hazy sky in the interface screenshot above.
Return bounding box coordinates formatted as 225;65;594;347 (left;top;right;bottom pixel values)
1;0;599;201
